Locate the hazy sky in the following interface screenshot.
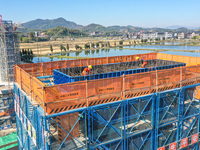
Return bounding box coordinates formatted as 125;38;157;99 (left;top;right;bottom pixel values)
1;0;200;28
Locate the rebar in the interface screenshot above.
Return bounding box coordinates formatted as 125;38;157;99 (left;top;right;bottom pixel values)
59;59;182;77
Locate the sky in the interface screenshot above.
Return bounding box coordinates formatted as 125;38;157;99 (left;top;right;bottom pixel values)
1;0;200;28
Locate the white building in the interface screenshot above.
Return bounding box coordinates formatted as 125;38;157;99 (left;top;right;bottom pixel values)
165;32;173;39
178;32;185;39
142;32;173;40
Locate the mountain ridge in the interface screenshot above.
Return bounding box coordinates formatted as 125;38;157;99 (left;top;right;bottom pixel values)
21;18;198;33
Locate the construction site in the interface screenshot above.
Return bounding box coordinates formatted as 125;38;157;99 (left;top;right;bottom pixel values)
14;52;200;150
0;14;200;150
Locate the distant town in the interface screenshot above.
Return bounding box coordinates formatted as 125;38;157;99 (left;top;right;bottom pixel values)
122;31;200;40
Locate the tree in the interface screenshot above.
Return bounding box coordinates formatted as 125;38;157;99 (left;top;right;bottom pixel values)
18;33;24;42
30;49;33;55
96;43;99;48
192;36;198;40
91;43;95;48
84;43;90;49
144;39;148;43
27;49;30;56
114;41;116;46
107;42;110;47
60;45;63;51
50;44;53;53
66;44;69;51
60;44;66;51
28;32;35;40
63;46;66;52
75;45;79;50
101;43;104;47
119;40;123;45
141;39;144;43
24;49;27;55
22;49;25;55
22;37;29;43
155;38;160;41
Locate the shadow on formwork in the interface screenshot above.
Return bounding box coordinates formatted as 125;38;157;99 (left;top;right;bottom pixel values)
14;53;200;150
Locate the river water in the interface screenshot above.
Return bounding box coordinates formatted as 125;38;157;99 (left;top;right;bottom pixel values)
32;44;200;63
123;45;200;51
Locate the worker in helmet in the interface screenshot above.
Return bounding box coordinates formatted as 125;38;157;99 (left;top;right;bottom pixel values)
142;61;147;68
82;65;92;76
135;56;140;66
135;56;140;61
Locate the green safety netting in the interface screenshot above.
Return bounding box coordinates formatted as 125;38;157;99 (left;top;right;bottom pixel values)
0;132;18;150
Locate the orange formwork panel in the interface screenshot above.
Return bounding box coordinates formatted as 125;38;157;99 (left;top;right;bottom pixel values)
46;98;86;114
16;53;157;77
124;72;155;90
88;92;122;107
45;81;87;103
19;53;200;115
157;53;200;66
57;113;80;143
195;86;200;100
87;77;123;106
16;64;200;115
31;77;45;105
21;70;32;96
15;66;22;87
87;77;122;97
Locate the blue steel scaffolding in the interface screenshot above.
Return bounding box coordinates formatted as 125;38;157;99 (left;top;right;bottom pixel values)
14;82;200;150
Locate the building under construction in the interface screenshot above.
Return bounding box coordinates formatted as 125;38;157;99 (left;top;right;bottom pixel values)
0;16;20;83
0;16;20;133
14;53;200;150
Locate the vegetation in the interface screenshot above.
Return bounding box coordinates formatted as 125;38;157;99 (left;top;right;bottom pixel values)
75;45;82;50
107;42;110;47
19;32;49;43
192;36;199;40
155;38;161;41
22;37;29;43
119;40;123;45
21;48;33;62
60;44;66;52
143;39;148;43
96;43;99;48
66;44;69;51
91;43;95;48
22;17;83;30
43;26;87;37
84;43;90;49
50;44;53;53
21;17;197;36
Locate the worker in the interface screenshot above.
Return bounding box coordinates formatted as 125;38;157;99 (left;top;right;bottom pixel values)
135;56;140;61
142;61;147;68
82;65;92;76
